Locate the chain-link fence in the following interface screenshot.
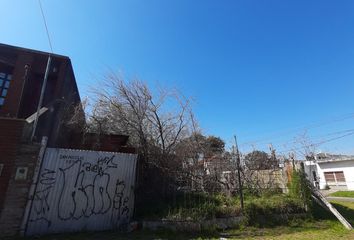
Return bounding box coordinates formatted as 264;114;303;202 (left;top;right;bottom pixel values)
134;152;308;221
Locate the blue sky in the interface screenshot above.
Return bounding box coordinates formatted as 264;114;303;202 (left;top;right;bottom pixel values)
2;0;354;156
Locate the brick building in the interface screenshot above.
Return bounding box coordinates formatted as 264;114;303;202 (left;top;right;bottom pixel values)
0;44;137;237
0;43;82;146
0;43;82;222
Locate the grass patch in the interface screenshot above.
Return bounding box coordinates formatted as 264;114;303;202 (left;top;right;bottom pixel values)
6;201;354;240
136;192;306;222
165;193;242;221
135;192;242;221
135;192;243;221
244;194;306;227
330;200;354;226
330;191;354;198
225;219;353;240
7;219;353;240
210;199;353;238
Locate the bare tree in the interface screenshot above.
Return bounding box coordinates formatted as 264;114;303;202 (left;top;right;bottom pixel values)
294;131;317;160
89;74;197;171
62;97;88;131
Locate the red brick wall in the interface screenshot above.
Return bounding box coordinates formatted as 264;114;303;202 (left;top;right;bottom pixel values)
0;143;40;236
0;117;25;212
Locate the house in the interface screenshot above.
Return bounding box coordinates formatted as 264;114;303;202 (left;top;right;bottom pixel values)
0;43;83;216
0;43;82;147
0;44;137;236
304;153;354;190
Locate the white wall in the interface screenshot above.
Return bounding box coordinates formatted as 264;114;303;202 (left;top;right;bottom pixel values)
316;159;354;190
304;161;318;187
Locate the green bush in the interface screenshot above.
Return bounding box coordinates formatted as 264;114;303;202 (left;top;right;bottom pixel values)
166;193;242;221
246;195;304;214
243;194;307;226
287;169;312;211
137;185;310;224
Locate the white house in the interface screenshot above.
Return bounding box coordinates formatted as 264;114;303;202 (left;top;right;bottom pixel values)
305;153;354;190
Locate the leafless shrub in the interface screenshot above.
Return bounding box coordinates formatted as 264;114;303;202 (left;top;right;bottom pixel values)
90;74;196;166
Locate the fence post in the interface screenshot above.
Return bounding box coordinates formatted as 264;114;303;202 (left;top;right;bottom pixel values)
20;136;48;236
234;135;244;211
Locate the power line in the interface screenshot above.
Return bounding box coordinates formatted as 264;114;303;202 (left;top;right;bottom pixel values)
38;0;53;53
239;112;354;147
239;128;354;155
271;129;354;150
276;131;354;155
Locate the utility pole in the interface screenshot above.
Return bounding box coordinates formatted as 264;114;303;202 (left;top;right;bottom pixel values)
234;135;244;211
31;55;51;141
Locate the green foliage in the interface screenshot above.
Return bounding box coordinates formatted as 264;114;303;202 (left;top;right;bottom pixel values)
225;219;352;240
287;168;312;211
330;201;354;225
166;193;241;221
135;192;242;221
310;199;336;221
244;194;306;226
205;136;225;154
14;201;354;240
137;191;308;224
245;195;305;215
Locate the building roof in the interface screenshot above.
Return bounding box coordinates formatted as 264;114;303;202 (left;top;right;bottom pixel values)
0;42;81;109
0;43;70;60
315;153;354;163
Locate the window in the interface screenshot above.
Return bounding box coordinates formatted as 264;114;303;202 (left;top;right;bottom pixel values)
335;171;346;182
0;72;12;107
324;171;346;185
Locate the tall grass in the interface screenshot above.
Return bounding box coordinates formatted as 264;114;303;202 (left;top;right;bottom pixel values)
136;191;307;222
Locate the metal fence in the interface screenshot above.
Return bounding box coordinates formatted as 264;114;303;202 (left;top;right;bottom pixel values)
25;148;137;236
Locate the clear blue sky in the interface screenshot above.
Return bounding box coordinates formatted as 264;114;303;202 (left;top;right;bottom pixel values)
2;0;354;156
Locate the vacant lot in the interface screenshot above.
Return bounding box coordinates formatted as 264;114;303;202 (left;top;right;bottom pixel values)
6;201;354;240
6;221;353;240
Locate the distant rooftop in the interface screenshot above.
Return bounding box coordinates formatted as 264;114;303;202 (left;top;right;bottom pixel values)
315;152;354;163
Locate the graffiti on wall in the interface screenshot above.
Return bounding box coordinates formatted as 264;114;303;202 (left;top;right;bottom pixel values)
29;168;56;227
27;148;137;235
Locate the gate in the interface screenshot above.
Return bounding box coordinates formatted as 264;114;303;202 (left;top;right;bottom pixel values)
24;148;137;235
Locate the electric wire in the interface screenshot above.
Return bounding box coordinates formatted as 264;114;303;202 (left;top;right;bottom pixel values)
276;131;354;155
239;112;354;147
270;128;354;150
38;0;53;53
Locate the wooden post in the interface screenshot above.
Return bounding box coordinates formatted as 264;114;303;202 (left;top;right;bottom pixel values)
20;137;48;236
31;55;51;141
234;135;244;211
312;188;353;230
